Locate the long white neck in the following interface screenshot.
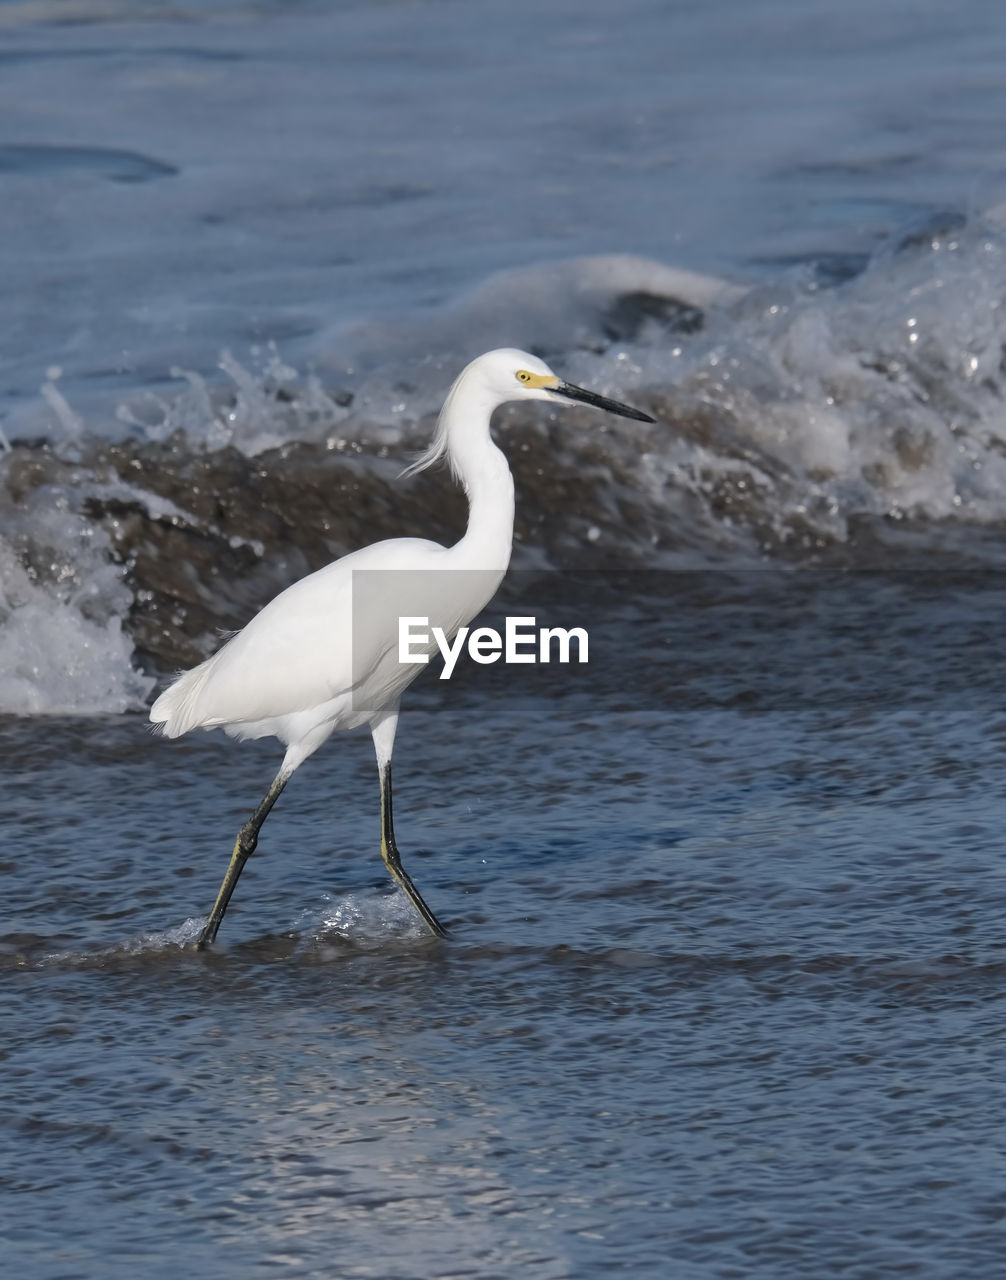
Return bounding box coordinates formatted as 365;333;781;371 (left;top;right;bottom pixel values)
441;378;515;573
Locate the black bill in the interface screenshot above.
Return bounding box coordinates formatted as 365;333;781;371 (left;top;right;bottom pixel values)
552;380;655;423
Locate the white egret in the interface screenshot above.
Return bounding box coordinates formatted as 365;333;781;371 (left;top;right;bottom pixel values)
150;348;654;947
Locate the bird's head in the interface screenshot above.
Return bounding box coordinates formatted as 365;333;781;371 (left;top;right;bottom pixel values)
473;348;654;423
403;348;654;480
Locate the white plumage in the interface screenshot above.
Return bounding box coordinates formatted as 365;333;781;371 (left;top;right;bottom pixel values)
150;347;653;946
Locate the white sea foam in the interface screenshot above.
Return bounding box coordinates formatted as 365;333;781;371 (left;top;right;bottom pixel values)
546;216;1006;538
0;483;154;715
320;254;742;372
7;225;1006;716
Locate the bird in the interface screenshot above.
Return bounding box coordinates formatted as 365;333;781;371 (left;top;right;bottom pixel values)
150;347;654;948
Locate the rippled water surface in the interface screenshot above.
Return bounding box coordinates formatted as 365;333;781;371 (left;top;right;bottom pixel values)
4;578;1005;1278
5;1;1006;1274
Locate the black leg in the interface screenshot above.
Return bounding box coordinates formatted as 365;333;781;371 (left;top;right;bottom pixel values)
196;767;290;950
379;762;448;938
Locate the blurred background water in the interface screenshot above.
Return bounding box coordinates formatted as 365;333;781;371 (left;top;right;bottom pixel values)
2;2;1006;1277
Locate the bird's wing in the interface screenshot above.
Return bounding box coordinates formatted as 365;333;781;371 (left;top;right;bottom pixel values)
150;537;478;737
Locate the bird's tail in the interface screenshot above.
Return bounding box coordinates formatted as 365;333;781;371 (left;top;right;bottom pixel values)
149;656;219;738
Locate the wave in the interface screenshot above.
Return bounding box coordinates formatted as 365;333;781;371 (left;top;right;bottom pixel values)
4;215;1006;713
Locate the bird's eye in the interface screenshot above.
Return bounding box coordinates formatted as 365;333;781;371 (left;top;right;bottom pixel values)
516;370;531;383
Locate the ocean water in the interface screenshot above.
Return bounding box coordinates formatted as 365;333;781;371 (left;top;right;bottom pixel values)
5;576;1006;1278
3;2;1006;1277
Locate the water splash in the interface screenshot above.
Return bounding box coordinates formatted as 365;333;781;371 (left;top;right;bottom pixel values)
298;891;433;951
116;343;350;456
6;231;1006;709
0;482;153;714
